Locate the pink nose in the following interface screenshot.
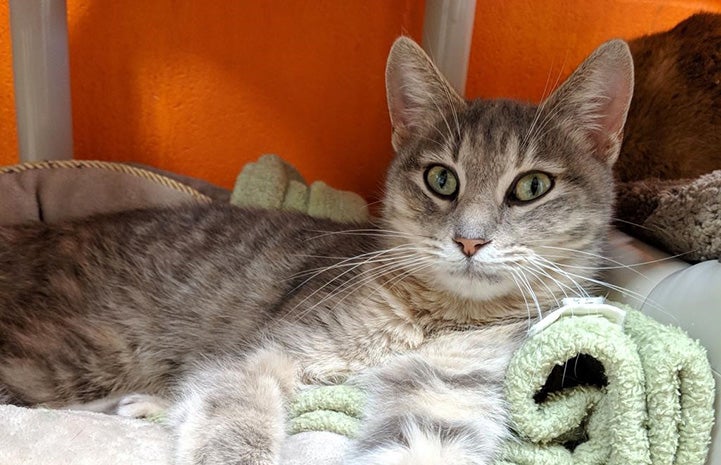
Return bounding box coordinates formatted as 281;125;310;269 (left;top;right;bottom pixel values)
453;237;491;257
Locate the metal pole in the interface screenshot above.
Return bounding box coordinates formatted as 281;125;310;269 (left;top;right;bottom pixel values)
422;0;477;97
9;0;73;161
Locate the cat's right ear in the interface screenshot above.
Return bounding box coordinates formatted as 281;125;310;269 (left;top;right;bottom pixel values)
542;40;634;166
385;37;465;151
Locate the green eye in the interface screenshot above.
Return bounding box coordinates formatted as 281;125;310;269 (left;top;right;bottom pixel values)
511;172;553;202
424;165;459;199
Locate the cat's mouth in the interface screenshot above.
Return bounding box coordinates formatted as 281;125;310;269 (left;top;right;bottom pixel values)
450;253;494;271
453;263;504;282
429;261;516;301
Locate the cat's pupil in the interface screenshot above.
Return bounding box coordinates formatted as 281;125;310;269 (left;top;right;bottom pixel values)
530;176;539;195
437;170;447;188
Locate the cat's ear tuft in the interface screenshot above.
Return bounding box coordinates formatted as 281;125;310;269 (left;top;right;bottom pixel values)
385;37;465;151
543;39;634;166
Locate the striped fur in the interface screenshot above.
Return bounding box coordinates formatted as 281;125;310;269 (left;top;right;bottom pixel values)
0;37;633;464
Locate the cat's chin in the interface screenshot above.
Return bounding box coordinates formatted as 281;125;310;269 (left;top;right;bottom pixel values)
431;270;517;302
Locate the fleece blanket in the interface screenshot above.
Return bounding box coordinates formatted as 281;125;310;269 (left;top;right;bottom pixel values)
615;169;721;262
0;404;349;465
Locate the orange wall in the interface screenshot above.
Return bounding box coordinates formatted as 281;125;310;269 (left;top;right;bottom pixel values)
3;2;721;199
0;1;17;166
1;1;424;200
466;0;721;102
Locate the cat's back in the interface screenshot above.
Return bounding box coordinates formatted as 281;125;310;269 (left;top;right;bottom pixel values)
0;204;378;403
0;204;374;363
618;12;721;181
0;202;373;316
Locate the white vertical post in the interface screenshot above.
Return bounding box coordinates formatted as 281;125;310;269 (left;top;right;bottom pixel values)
9;0;73;161
422;0;477;97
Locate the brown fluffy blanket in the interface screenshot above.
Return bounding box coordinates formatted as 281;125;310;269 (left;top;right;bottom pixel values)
616;170;721;262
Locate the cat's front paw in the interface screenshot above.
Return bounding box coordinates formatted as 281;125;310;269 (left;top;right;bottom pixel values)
168;350;297;465
172;405;278;465
115;393;170;419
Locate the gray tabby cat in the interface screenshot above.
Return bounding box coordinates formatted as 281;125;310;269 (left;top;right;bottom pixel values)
0;37;633;465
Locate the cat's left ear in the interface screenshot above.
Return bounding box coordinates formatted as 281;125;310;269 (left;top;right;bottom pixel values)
543;39;634;166
385;37;466;151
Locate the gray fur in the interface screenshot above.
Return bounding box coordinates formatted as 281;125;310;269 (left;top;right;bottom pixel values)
0;37;633;464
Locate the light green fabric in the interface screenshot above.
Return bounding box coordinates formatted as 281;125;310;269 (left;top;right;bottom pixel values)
288;386;364;437
287;306;715;465
230;154;369;223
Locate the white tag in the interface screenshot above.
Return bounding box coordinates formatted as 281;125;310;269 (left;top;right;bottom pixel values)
528;297;627;337
561;296;606;306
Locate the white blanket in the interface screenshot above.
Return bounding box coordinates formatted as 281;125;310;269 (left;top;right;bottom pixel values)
0;404;348;465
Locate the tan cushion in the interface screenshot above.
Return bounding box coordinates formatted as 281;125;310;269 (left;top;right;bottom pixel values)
0;160;224;225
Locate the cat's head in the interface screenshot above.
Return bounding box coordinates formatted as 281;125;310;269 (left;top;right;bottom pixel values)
380;37;633;312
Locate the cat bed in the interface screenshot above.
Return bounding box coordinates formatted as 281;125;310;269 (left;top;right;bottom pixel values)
0;158;715;465
615;170;721;262
0;157;368;226
0;160;217;225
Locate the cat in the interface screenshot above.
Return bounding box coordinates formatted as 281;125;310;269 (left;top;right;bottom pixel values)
0;37;633;465
617;12;721;183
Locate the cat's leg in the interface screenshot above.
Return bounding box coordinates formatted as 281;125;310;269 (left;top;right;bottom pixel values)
115;393;171;418
58;393;171;418
0;383;21;405
168;347;299;465
345;329;523;465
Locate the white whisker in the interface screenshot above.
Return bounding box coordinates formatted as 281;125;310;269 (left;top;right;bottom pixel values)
509;268;541;321
288;246;418;281
529;255;590;297
508;270;533;330
282;254;434;325
611;217;663;233
282;245;421;317
532;260;680;324
537;245;648;280
287;244;417;287
518;263;562;307
521;59;556;150
306;228;426;241
427;92;455;142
